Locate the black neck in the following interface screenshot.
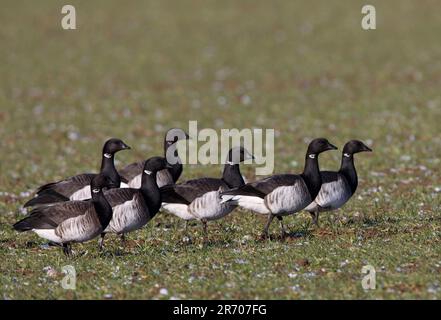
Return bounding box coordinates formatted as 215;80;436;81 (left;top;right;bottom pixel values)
339;153;358;194
91;191;113;229
164;143;183;182
140;172;162;218
100;153;121;188
300;155;322;199
222;163;245;188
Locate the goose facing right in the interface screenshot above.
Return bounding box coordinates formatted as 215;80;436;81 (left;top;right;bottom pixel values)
24;138;131;207
305;140;372;226
160;147;254;240
13;174;113;256
220;138;338;238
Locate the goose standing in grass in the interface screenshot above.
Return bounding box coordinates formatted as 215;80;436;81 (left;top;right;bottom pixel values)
24;138;131;207
98;156;171;249
160;147;254;241
304;140;372;226
221;138;337;238
119;128;189;188
13;175;113;256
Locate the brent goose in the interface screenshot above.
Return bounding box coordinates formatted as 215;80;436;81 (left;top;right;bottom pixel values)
304;140;372;226
13;175;113;256
24;138;130;207
160;147;253;241
221;138;337;238
98;156;171;249
119;128;189;188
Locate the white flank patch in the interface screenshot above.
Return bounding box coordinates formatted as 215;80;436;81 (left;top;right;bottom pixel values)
304;201;318;212
120;182;130;188
232;195;269;214
33;229;63;243
162;203;194;220
70;185;91;201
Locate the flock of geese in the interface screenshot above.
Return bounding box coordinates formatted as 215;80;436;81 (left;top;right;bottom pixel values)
13;128;372;256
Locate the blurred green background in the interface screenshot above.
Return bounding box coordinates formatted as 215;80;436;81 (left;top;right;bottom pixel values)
0;0;440;299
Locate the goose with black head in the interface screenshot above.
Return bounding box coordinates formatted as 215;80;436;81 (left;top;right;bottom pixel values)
160;147;254;241
24;138;130;207
305;140;372;226
14;174;113;256
119;128;189;188
221;138;337;238
98;156;171;249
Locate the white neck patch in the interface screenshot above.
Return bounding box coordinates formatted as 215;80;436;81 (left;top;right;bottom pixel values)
92;188;100;194
308;154;316;159
104;153;112;159
144;170;152;175
343;153;351;158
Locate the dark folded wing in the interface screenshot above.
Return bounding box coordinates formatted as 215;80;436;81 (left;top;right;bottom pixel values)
160;178;228;204
14;200;92;231
36;173;96;198
221;174;302;198
103;188;139;207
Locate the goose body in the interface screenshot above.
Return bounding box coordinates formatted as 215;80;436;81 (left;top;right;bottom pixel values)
161;147;253;240
119;128;188;188
305;140;372;225
98;157;170;248
14;175;113;256
304;172;352;212
161;178;234;221
24;138;130;207
221;138;337;238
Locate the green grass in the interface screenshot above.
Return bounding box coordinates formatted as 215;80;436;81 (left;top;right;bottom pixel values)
1;0;440;299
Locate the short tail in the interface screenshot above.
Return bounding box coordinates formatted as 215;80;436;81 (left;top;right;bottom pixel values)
23;189;69;208
219;194;238;205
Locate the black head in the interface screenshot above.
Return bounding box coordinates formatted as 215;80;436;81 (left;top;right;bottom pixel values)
103;138;131;155
343;140;372;155
90;174;113;194
227;146;254;164
164;128;189;148
306;138;338;157
143;156;172;176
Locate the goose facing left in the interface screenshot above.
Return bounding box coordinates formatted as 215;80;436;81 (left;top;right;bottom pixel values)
23;138;131;208
13;174;113;256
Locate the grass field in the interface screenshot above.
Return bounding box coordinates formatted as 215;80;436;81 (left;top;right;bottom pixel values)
1;0;440;299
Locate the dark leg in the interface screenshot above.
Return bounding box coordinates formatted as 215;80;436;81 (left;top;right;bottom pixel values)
262;213;274;239
276;216;288;238
99;233;106;251
201;219;208;243
62;243;72;257
120;233;126;246
311;211;320;227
